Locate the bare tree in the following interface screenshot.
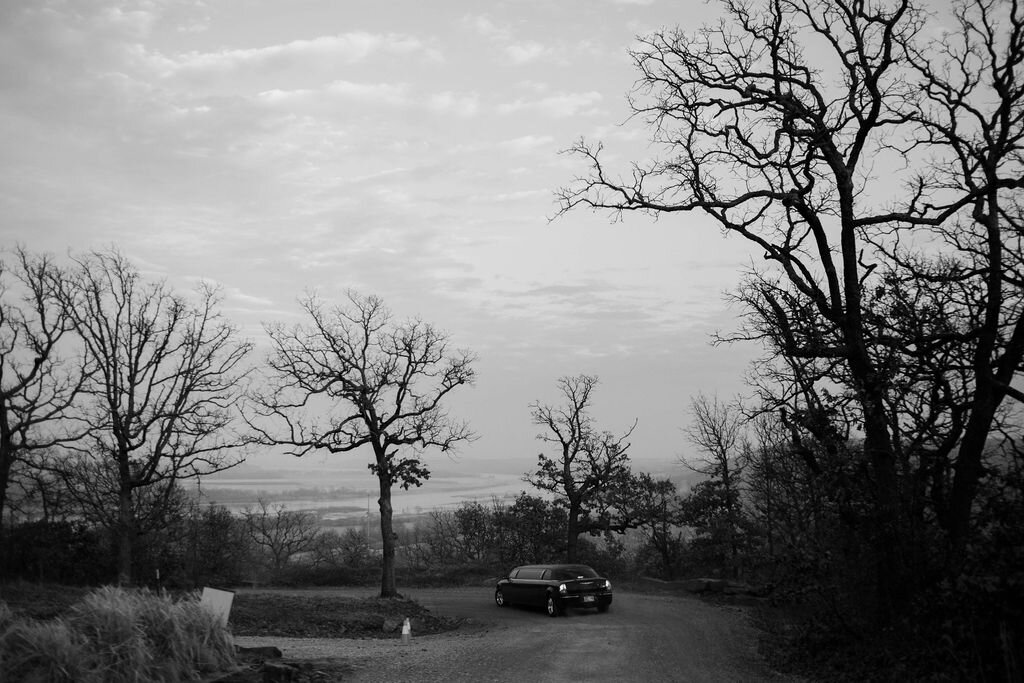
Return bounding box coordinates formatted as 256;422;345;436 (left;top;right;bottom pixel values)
527;375;638;562
0;247;86;532
556;0;1023;622
54;249;252;585
242;499;319;575
250;291;476;598
683;394;747;578
744;413;792;566
890;0;1024;555
5;453;77;525
631;472;687;579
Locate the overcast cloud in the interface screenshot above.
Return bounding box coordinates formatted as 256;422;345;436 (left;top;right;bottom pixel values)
1;0;756;501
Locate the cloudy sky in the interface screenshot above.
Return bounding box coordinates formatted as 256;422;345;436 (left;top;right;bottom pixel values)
1;0;763;503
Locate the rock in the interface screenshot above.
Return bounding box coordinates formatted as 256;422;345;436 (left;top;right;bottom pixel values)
237;645;283;660
680;578;732;593
207;666;261;683
262;662;301;682
680;579;710;593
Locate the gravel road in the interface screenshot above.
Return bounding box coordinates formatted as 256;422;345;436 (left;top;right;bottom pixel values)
233;586;796;682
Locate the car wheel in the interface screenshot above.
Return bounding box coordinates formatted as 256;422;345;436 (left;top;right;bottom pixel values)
495;589;506;607
546;594;561;617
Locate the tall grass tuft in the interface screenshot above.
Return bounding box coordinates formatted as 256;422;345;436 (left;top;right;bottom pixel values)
69;586;154;680
0;586;237;682
131;589;235;679
174;592;237;675
0;616;93;682
0;601;13;633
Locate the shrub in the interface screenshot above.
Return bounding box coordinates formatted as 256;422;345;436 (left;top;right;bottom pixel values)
0;617;92;682
397;561;499;588
0;601;13;632
131;589;235;679
167;593;236;675
1;521;114;585
68;587;155;680
0;586;236;682
576;534;633;580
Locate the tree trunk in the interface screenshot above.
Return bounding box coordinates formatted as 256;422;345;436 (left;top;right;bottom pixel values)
946;395;996;563
722;465;740;579
862;394;907;626
0;414;12;533
117;485;134;586
377;472;397;598
0;452;9;574
566;500;581;563
765;468;775;563
655;522;674;579
0;451;10;532
839;171;910;625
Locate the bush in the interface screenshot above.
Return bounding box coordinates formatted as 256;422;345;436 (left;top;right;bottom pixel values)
396;561;500;588
575;534;634;579
69;587;154;679
1;521;114;585
0;586;236;682
0;616;91;682
274;561;378;587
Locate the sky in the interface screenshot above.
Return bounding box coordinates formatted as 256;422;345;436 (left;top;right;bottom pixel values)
0;0;764;507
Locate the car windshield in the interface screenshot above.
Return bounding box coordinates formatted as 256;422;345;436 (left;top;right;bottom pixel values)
550;567;599;581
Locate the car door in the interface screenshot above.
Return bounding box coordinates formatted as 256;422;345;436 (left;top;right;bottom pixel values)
536;568;555;607
503;568;525;604
517;567;546;607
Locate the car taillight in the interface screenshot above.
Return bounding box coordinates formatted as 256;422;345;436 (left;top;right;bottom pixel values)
559;583;567;594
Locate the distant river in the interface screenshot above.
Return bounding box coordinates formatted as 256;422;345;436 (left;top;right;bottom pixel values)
192;469;527;523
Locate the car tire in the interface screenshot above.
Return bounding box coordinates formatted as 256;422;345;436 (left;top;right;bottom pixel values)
495;589;506;608
546;594;561;617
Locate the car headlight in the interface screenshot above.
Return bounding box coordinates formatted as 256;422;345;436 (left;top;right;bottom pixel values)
604;580;612;591
559;583;567;594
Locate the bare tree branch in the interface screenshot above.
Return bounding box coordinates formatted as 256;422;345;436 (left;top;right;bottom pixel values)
52;248;252;585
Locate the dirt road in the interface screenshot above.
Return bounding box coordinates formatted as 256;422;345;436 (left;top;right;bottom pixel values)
233;586;794;682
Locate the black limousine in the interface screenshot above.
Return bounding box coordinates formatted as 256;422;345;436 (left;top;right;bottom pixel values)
494;564;613;617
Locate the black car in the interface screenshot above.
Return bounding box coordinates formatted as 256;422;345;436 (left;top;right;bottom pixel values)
494;564;613;617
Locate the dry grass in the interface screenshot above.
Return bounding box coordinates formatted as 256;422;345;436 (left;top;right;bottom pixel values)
0;616;92;682
0;586;236;682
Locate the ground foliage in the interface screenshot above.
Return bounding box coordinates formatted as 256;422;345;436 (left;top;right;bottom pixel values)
0;585;235;682
229;592;461;639
0;583;461;641
0;584;463;683
0;582;90;620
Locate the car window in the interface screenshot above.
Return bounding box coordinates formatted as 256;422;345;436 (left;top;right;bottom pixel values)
550;567;599;580
517;568;544;580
